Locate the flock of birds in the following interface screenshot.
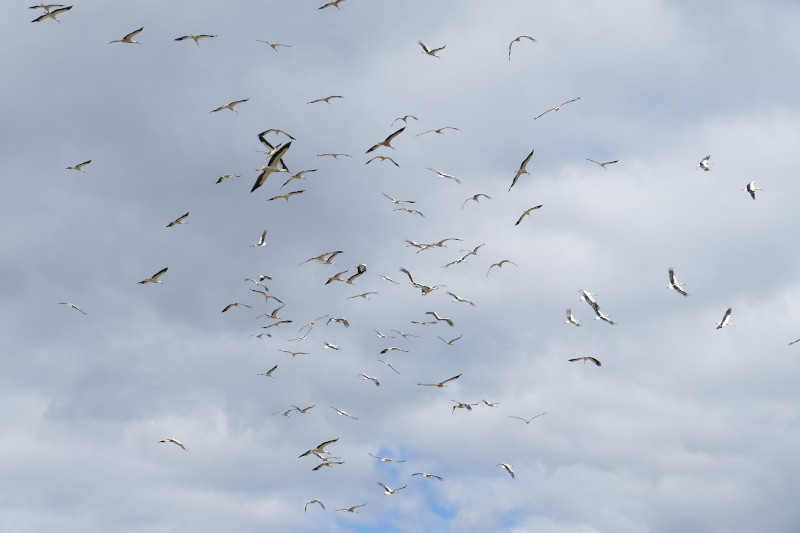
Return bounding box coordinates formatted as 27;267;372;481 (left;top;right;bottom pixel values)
33;1;797;527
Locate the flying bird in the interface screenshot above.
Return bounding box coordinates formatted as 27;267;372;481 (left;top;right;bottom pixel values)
379;346;408;354
359;373;380;386
139;267;168;285
667;268;688;297
377;482;407;495
251;230;268;248
447;291;475;306
508;35;537;59
305;499;325;513
452;401;479;413
417;127;460;137
418;374;461;388
587;158;619;168
281;169;316;188
788;338;800;346
216;173;240;183
257;364;278;378
367;155;400;167
267;190;305;202
336;503;366;513
317;153;351;159
568;356;601;366
366;127;405;153
412;472;443;480
497;463;515;479
299;438;339;458
697;155;713;171
742;181;763;200
425;311;454;326
280;350;309;359
509;413;546;424
394;207;425;217
462;193;491;209
487;260;517;277
427;168;461;183
159;438;186;450
515;205;543;226
174;34;216;46
66;160;91;172
110;27;143;44
392;115;418;126
482;399;501;407
29;3;65;12
418;40;446;58
31;5;71;23
166;212;189;227
58;302;86;315
509;149;534;191
565;308;581;326
533;97;581;119
716;307;734;329
251;142;291;192
308;95;344;105
319;0;346;9
378;359;400;374
257;40;291;51
211;99;249;113
327;317;350;327
438;335;462;345
330;406;358;419
369;453;405;463
221;302;251;312
348;291;377;300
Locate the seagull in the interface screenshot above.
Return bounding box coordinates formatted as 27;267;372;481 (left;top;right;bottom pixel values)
533;97;581;119
568;356;601;366
308;95;344;105
392;115;418;126
359;373;380;386
452;401;479;413
462;193;491;209
482;399;501;407
330;406;358;419
418;374;461;388
497;463;515;479
438;335;462;345
565;308;581;326
305;499;325;513
427;168;461;184
299;438;339;458
418;40;446;58
587;158;619;169
487;260;517;277
697;155;713;171
257;364;278;378
174;34;216;46
216;174;240;183
377;482;407;495
31;5;71;23
267;190;305;203
667;268;688;297
509;149;534;191
426;311;454;326
417;127;460;137
336;503;366;513
139;267;168;285
447;291;475;306
413;472;443;480
742;181;763;200
257;40;292;51
66;160;91;172
58;302;86;315
211;99;249;113
166;212;189;227
369;453;404;463
159;438;186;450
110;27;144;44
221;302;252;312
515;205;543;226
716;307;734;329
366;127;405;153
508;35;537;59
509;413;546;424
319;0;346;9
251;142;291;192
378;359;400;374
367;155;400;167
251;230;268;248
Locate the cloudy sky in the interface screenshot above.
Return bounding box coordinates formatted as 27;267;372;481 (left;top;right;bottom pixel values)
3;0;800;531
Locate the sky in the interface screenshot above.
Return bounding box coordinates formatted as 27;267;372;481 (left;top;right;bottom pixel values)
3;0;800;531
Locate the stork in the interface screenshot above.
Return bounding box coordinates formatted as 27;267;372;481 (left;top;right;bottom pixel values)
587;158;618;169
418;41;446;58
305;500;325;513
257;364;278;378
716;307;734;329
31;5;71;23
509;149;534;191
497;463;515;479
58;302;86;315
159;438;186;450
257;40;291;51
667;268;688;297
109;27;143;44
568;356;601;366
508;35;537;60
515;205;543;226
366;127;405;153
697;155;713;171
251;230;267;247
377;482;407;495
166;212;189;227
509;413;546;424
251;142;291;192
533;97;581;119
174;34;216;46
139;267;168;285
211;99;249;113
565;308;581;326
462;193;491;209
742;181;762;200
308;95;344;105
418;374;461;388
66;160;91;172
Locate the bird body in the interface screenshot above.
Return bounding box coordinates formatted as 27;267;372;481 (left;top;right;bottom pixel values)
58;302;86;315
498;463;515;478
515;205;543;226
377;482;407;495
667;268;688;296
697;155;713;171
509;413;546;424
366;127;405;153
418;374;461;388
251;230;268;248
565;308;581;326
587;158;619;169
257;364;278;378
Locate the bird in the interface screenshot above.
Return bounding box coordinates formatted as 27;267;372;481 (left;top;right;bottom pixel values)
378;360;400;374
66;160;91;172
381;275;400;284
249;290;283;305
221;302;251;312
565;308;581;326
380;346;408;354
211;98;249;113
166;212;189;227
330;406;358;419
697;155;713;171
58;302;86;315
593;308;616;325
497;463;515;479
359;373;380;386
377;482;407;495
251;142;292;192
418;41;446;58
742;181;763;200
293;404;315;414
369;453;404;463
301;250;343;265
174;34;216;46
313;460;345;471
391;329;418;339
417;127;460;137
482;399;501;407
462;193;491;209
788;338;800;346
438;335;462;345
273;408;293;417
452;401;479;413
667;268;688;297
392;115;418;126
280;350;309;359
533;97;581;119
259;128;295;141
515;205;543;226
327;317;350;327
344;264;368;284
139;267;168;285
394;207;425;217
336;503;366;513
216;174;240;184
159;438;186;450
426;311;454;326
587;158;619;169
509;149;534;191
257;364;278;378
509;413;546;424
305;499;325;513
319;0;346;9
110;27;143;44
413;472;443;480
323;342;341;350
716;307;734;329
317;153;351;159
366;127;405;153
281;169;316;188
257;304;284;319
418;374;461;388
568;356;601;366
29;3;65;12
257;40;291;51
444;255;470;267
427;168;461;184
267;190;305;203
508;35;537;59
261;319;293;330
367;155;400;167
299;438;339;458
251;230;268;248
487;260;517;277
31;5;71;23
308;95;344;105
460;243;486;257
348;292;378;300
579;290;599;306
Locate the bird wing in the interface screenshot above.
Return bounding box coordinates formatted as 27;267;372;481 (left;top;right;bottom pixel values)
124;27;144;40
417;41;430;53
440;374;462;385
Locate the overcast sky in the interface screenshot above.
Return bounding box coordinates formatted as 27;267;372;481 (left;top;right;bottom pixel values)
3;1;800;532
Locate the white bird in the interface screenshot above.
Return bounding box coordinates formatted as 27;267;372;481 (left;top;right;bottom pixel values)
742;181;763;200
482;399;501;407
110;27;143;44
417;127;460;137
394;207;425;217
257;364;278;378
336;503;366;513
697;155;713;171
587;158;619;169
367;155;400;167
369;453;404;463
565;308;581;326
462;193;491;209
427;168;461;184
593;307;616;325
716;307;734;329
308;95;344;105
293;404;315;414
788;338;800;346
29;3;65;12
366;127;405;153
251;142;292;193
508;35;537;59
533;97;581;119
159;438;186;450
66;160;91;172
452;400;479;413
305;499;325;513
378;359;400;374
327;317;349;328
418;40;446;58
667;268;688;297
216;173;240;183
249;290;283;305
299;438;339;458
413;472;443;480
280;349;309;359
348;292;378;300
330;406;358;419
497;463;515;478
31;5;71;23
267;190;305;203
251;230;268;248
568;356;601;366
509;149;534;191
257;40;291;51
392;115;418;126
359;373;380;386
323;342;341;350
139;267;168;285
487;259;517;277
174;34;216;46
515;205;543;226
509;413;546;424
281;169;316;188
447;291;475;306
221;302;251;312
418;374;461;388
319;0;346;9
380;346;408;354
579;290;599;307
317;153;351;159
391;329;418;339
58;302;86;315
426;311;454;326
377;482;407;495
166;212;189;227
